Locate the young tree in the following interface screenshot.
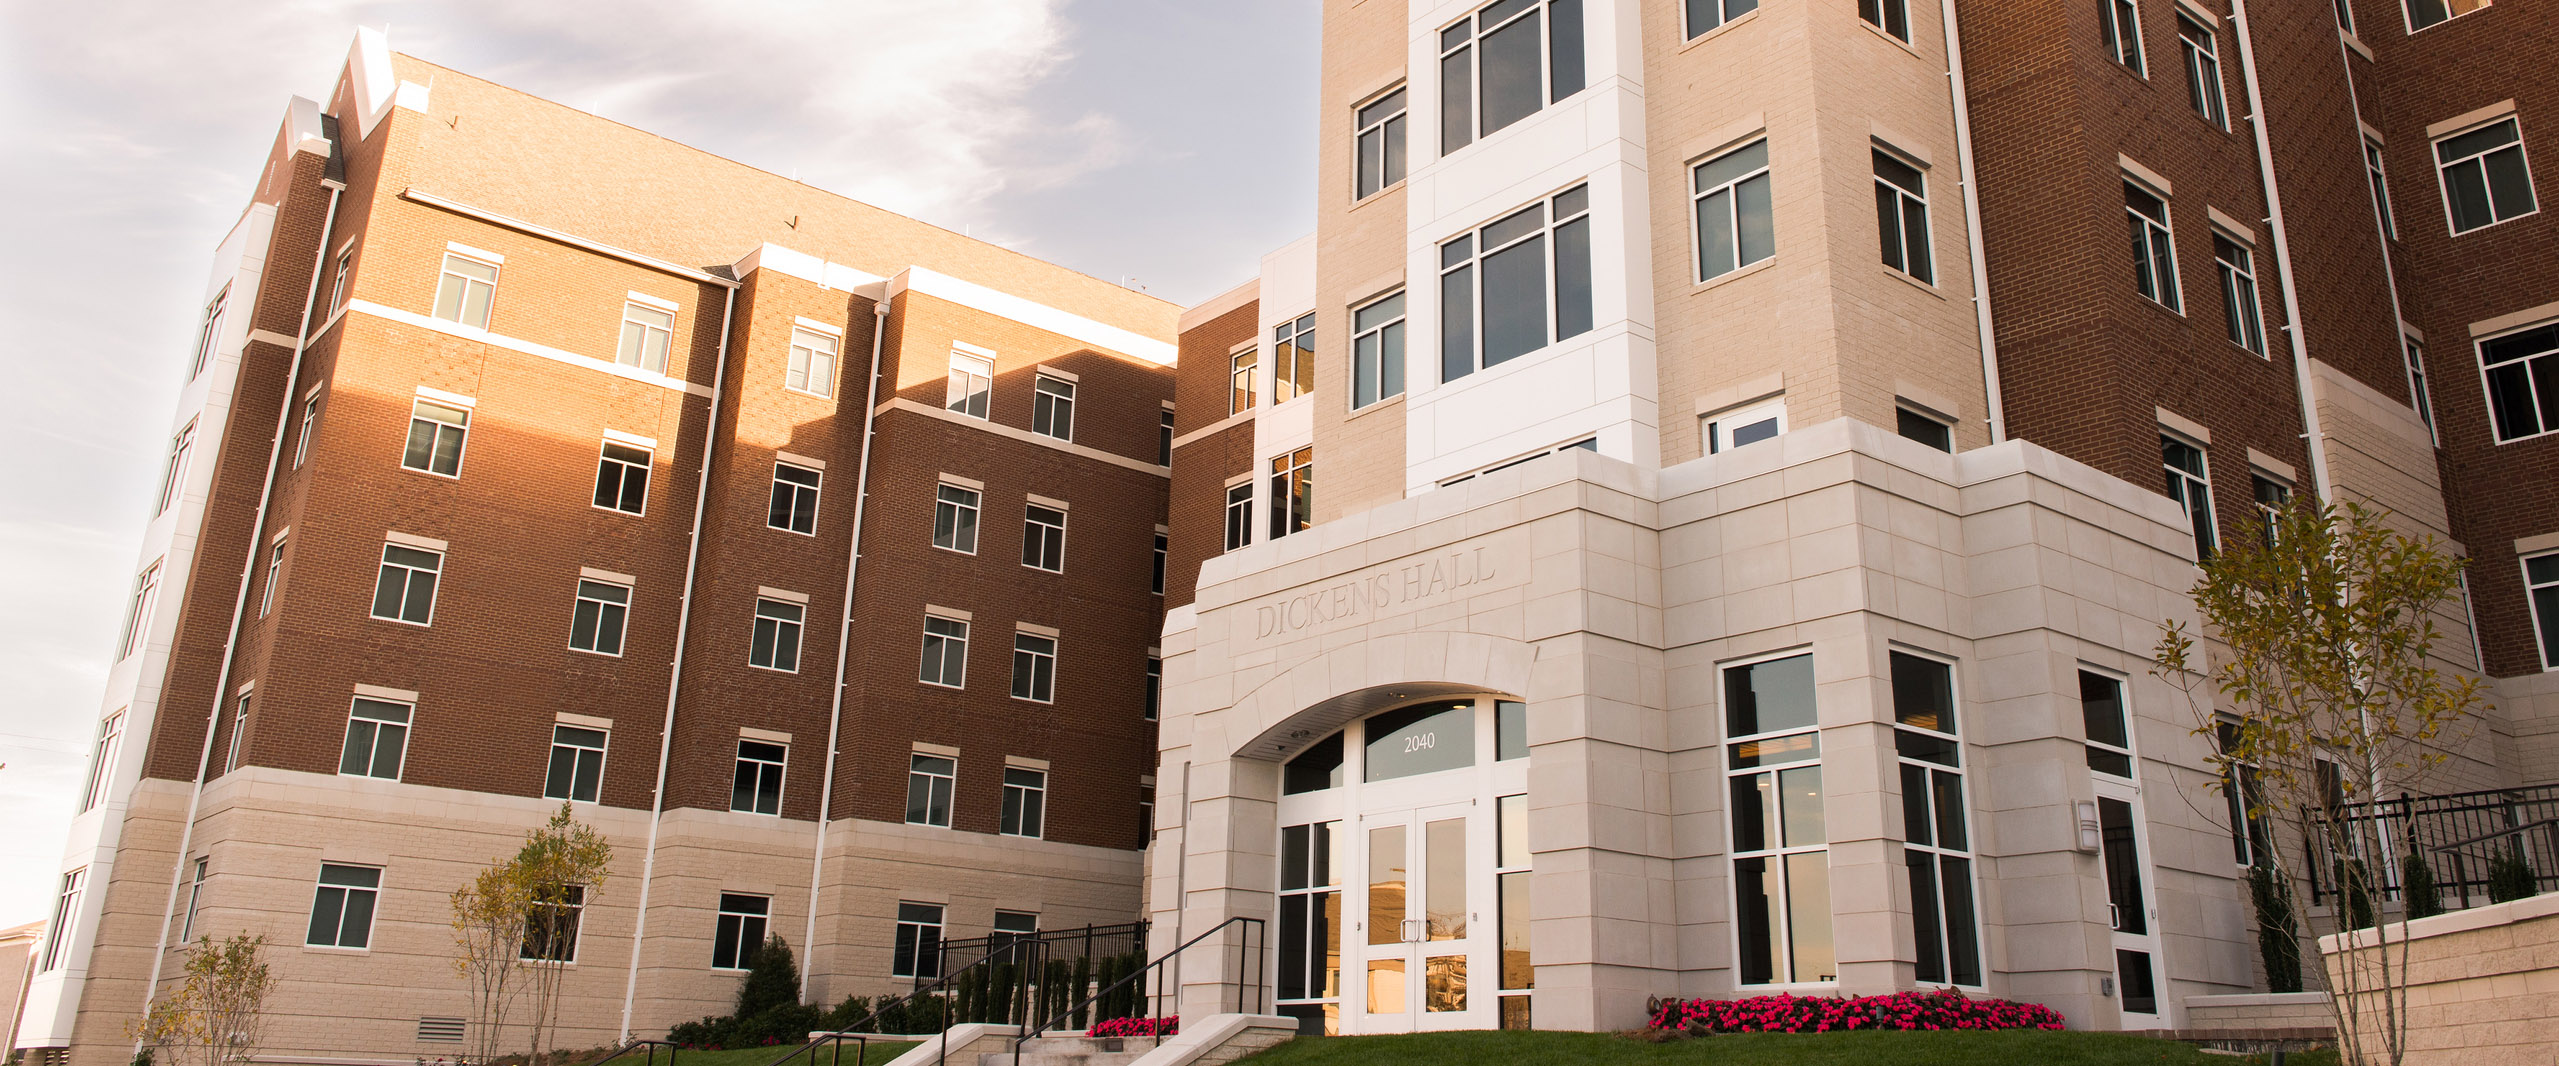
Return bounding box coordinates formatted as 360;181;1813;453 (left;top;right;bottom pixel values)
451;863;530;1066
2154;501;2487;1066
735;934;800;1019
515;804;613;1066
128;935;278;1066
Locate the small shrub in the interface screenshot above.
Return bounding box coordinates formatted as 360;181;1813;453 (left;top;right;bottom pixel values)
2401;853;2443;920
1086;1016;1176;1039
2334;858;2378;931
737;935;801;1019
2488;842;2540;904
2248;862;2304;993
1070;956;1092;1029
1646;988;2065;1035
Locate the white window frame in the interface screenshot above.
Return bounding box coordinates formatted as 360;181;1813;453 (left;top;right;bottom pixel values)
2176;13;2227;130
2162;431;2218;561
786;326;841;398
189;285;228;381
1703;397;1787;455
329;249;352;316
1033;374;1076;442
733;739;788;816
1439;0;1586;152
750;597;806;673
769;461;822;535
2477;320;2559;444
1230;347;1257;414
80;711;124;814
934;483;982;554
155;421;196;517
2126;179;2183;312
2213;231;2267;355
402;399;471;478
1693;141;1775;283
1858;0;1909;40
371;542;443;626
570;578;632;657
1269;447;1314;540
40;869;82;971
1896;406;1954;452
118;560;162;661
543;724;608;804
1224;482;1255;552
1440;185;1596;380
2433;115;2538;235
180;857;207;942
226;693;250;774
2102;0;2148;75
293;391;322;470
339;696;412;781
1273;313;1315;404
1001;766;1048;839
1351;290;1407;410
2525;550;2559;672
1022;503;1067;573
617;300;675;375
1721;649;1832;987
2251;471;2294;544
1012;632;1058;704
259;537;285;619
2404;0;2491;35
2366;137;2398;239
520;884;586;963
1152;531;1168;595
433;252;500;330
307;863;384;950
593;440;652;516
2404;332;2437;443
920;616;969;688
1685;0;1760;40
1890;649;1984;990
1355;86;1409;200
1874;148;1934;284
892;901;945;978
948;351;994;419
1145;654;1162;722
906;755;957;829
711;893;771;971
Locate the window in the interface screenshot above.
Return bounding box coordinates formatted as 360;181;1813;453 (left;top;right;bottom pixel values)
40;869;82;971
934;484;981;553
2527;552;2559;670
2481;324;2559;442
2334;0;2356;33
2405;336;2436;439
2214;234;2266;354
118;561;162;661
2100;0;2145;73
892;902;945;978
1725;653;1831;985
403;400;470;477
1704;399;1786;455
1695;143;1775;283
226;694;250;774
521;884;584;963
2366;138;2396;239
1896;407;1953;452
1275;819;1342;1032
733;740;786;815
593;441;651;515
769;462;822;535
306;864;381;949
949;352;994;418
339;697;411;780
181;857;207;942
294;393;321;469
1231;349;1258;414
1443;186;1594;380
2437;118;2537;234
1225;483;1255;552
2407;0;2490;32
1001;767;1047;838
2216;720;2272;866
1159;411;1175;466
2177;15;2226;129
1352;292;1407;410
434;253;499;329
1496;793;1532;1027
1145;655;1162;721
1153;533;1168;595
544;726;607;803
1013;633;1057;703
786;326;840;398
570;579;630;656
1687;0;1759;38
371;543;442;626
155;422;195;516
1269;447;1314;540
1858;0;1909;39
712;893;770;970
329;250;351;316
1022;504;1066;572
189;287;228;380
1273;314;1315;403
259;539;285;618
2081;671;2134;778
1892;652;1980;987
905;755;956;828
2249;473;2293;545
751;598;804;672
1356;88;1408;198
1033;375;1076;441
1874;150;1933;284
2126;181;2181;311
920;617;969;687
1440;0;1585;152
618;301;675;374
2162;435;2217;561
80;712;124;814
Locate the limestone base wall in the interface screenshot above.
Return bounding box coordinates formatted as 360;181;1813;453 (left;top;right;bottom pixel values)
2321;893;2559;1065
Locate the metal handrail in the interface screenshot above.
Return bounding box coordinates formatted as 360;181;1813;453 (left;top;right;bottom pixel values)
586;1039;680;1066
2429;815;2559;907
834;936;1046;1066
1008;916;1267;1066
762;1031;884;1066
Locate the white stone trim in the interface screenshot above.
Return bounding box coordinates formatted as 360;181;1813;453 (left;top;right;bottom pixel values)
875;398;1169;477
248;328;299;349
556;712;614;730
924;604;972;622
1036;364;1080;383
414;385;476;408
383;531;447;552
2120;153;2174;197
1027;493;1070;511
2516;531;2559;556
757;586;810;605
625;291;678;313
443;241;504;266
1868;122;1933;167
602;428;657;450
777;450;826;471
1178;278;1260;333
952;339;997;358
353;684;417;703
913;741;961;758
793;316;845;337
890;266;1176;365
579;567;636;586
2246;448;2297;484
2427;99;2518;140
1016;621;1061;639
1004;755;1050;771
2469;299;2559;339
740;726;793;744
2156;405;2212;445
2207;206;2258;245
356;302;715;399
939;472;985;491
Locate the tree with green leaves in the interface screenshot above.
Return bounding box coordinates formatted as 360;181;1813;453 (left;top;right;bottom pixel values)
127;935;277;1066
2154;500;2487;1066
450;861;530;1066
513;804;613;1066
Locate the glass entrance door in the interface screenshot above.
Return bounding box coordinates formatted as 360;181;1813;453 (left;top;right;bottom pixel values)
2095;782;2165;1027
1355;801;1485;1032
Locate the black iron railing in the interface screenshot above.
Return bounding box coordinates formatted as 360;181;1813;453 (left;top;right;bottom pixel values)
589;1039;682;1066
2308;784;2559;908
761;1031;889;1066
1008;916;1267;1066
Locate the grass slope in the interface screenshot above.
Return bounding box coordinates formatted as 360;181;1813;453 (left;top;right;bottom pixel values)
1232;1029;2336;1066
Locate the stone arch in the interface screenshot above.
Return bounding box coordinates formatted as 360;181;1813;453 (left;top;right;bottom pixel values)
1228;630;1538;762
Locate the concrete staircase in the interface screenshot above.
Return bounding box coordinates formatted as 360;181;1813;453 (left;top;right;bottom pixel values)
976;1035;1154;1066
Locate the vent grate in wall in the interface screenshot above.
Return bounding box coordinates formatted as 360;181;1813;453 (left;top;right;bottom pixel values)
418;1016;466;1043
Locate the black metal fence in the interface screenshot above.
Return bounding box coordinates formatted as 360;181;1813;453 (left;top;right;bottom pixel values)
2308;784;2559;908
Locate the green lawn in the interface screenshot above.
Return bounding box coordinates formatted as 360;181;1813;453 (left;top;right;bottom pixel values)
1231;1029;2336;1066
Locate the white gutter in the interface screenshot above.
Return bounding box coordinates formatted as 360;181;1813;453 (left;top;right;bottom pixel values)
617;281;739;1040
2228;0;2336;503
1939;0;2008;443
803;296;892;994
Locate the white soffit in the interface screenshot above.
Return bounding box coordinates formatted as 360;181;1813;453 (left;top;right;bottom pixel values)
893;267;1178;366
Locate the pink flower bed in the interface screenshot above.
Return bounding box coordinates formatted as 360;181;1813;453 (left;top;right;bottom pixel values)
1086;1016;1177;1038
1648;989;2066;1034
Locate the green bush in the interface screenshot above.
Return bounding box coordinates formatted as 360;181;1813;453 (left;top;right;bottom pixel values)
2488;842;2539;903
1070;955;1093;1029
2401;853;2443;920
2333;858;2377;930
2247;863;2303;994
738;934;801;1018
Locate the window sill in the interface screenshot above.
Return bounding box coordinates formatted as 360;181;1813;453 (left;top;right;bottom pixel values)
2340;29;2374;61
399;465;464;482
1350;180;1407;211
1689;256;1779;295
1678;9;1761;54
368;614;433;628
1883;266;1945;300
302;945;371;955
2407;6;2491;35
2137;292;2187;320
747;664;801;675
1859;19;1921;57
1344;393;1407;424
2449;206;2542;238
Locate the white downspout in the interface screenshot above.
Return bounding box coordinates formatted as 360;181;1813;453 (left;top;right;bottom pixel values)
618;281;740;1040
2228;0;2336;503
1940;0;2007;444
804;295;891;997
2328;31;2421;442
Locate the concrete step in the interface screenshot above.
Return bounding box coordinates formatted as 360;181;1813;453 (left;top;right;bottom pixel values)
975;1036;1155;1066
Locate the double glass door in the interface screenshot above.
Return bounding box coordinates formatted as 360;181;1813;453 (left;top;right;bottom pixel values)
1356;801;1486;1031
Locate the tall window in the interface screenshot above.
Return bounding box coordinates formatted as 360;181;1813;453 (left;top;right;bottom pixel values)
712;894;770;970
892;902;945;978
189;286;228;380
1858;0;1909;40
1225;483;1255;552
2407;0;2490;32
1159;411;1175;466
340;697;411;780
949;352;994;418
2177;15;2226;129
403;399;470;477
1013;633;1057;703
371;543;442;626
1356;88;1408;199
226;694;250;774
1440;0;1585;152
259;539;285;618
786;326;840;398
934;484;981;553
294;392;321;469
1273;314;1315;403
1725;653;1831;985
2126;181;2181;311
1443;186;1593;381
2479;323;2559;442
40;870;83;971
920;616;969;687
2214;235;2266;355
544;726;607;803
2405;336;2436;439
80;712;124;813
2436;117;2537;234
618;301;675;374
1022;504;1066;572
1496;793;1534;1027
433;253;499;329
570;579;630;656
2100;0;2145;74
329;250;352;316
2527;551;2559;671
181;858;207;942
521;885;585;963
305;864;380;949
750;598;804;672
2366;138;2396;239
155;422;195;516
769;462;822;534
593;441;651;515
733;740;787;815
2162;434;2217;561
2251;474;2292;545
1033;375;1076;441
2333;0;2355;33
1352;292;1407;410
1269;447;1314;540
1695;143;1775;283
1001;767;1047;838
2081;671;2134;779
1892;652;1979;988
1874;150;1933;284
1686;0;1758;38
1231;348;1258;414
118;561;162;661
1153;533;1168;595
1897;408;1953;452
1276;820;1341;1032
906;755;956;828
1145;655;1162;721
2216;720;2272;866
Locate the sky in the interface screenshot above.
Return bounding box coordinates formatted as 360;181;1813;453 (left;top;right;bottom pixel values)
0;0;1316;926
